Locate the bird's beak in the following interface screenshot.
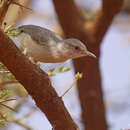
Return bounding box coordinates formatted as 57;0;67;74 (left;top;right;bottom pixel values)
85;50;96;58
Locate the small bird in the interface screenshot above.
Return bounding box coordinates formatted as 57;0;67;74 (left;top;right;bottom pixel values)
13;25;96;63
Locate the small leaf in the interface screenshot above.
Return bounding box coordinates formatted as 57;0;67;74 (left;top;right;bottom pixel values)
62;67;71;72
57;66;71;73
0;120;5;126
4;113;14;121
6;27;22;37
4;25;13;33
48;68;55;73
75;72;83;80
0;63;8;70
0;90;10;99
6;73;16;80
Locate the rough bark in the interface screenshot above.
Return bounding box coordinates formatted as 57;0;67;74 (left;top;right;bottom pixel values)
0;29;79;130
53;0;124;130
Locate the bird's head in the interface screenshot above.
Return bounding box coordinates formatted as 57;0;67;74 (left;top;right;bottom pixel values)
63;38;96;59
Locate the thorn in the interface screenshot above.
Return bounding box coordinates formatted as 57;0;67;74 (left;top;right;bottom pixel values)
12;2;33;11
60;72;83;98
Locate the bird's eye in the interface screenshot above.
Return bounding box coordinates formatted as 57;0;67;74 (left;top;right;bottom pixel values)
75;46;80;50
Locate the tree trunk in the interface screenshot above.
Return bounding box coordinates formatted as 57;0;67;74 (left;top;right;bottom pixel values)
53;0;124;129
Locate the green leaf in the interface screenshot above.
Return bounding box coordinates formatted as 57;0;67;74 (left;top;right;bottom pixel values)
48;68;55;73
0;63;8;70
57;66;71;73
0;89;10;99
0;120;5;126
6;73;16;80
7;28;22;37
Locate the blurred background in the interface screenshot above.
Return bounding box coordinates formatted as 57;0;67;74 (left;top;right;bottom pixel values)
0;0;130;130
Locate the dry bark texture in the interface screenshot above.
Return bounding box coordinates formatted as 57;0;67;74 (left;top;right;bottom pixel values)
53;0;124;130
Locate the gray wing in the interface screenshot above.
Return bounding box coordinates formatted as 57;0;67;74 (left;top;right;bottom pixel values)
18;25;62;45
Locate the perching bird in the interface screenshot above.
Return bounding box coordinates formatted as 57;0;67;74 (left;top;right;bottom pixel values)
13;25;96;63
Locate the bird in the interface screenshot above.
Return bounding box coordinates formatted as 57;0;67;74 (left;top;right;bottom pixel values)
13;25;96;63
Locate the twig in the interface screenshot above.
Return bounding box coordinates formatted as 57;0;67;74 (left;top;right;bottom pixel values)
14;119;31;130
0;112;8;121
0;70;10;73
23;106;37;118
0;80;18;86
0;98;16;103
12;1;32;11
0;103;16;112
60;72;82;97
60;79;77;97
0;112;31;130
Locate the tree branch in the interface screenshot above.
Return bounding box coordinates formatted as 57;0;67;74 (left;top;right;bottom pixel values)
53;0;85;38
84;0;124;48
53;0;124;130
0;29;79;130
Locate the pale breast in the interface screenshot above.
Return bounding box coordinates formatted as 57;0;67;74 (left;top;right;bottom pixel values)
16;33;67;62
